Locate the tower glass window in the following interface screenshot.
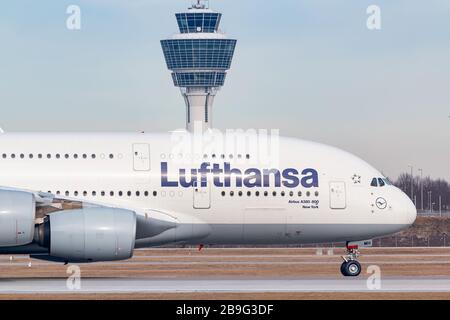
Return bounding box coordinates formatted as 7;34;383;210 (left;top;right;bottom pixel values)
161;39;236;70
176;13;222;33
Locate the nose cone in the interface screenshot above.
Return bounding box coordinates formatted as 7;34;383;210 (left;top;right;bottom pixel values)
402;194;417;226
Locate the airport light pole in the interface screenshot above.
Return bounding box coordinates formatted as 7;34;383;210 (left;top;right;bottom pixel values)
408;165;414;202
418;168;424;211
428;191;432;213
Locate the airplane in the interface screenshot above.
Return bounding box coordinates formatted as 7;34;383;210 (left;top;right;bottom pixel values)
0;130;417;277
0;1;417;277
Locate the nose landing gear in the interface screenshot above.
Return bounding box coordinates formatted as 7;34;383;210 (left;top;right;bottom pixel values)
340;244;362;277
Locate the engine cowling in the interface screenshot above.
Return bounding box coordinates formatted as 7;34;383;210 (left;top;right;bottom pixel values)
36;208;136;262
0;190;35;247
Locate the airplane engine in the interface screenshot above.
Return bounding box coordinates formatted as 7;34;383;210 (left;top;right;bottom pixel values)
0;190;36;247
35;208;136;262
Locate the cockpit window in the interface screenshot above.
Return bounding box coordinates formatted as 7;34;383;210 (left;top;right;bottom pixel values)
371;178;378;187
371;177;392;187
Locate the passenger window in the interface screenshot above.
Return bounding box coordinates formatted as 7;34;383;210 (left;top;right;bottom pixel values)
378;178;385;187
371;178;378;187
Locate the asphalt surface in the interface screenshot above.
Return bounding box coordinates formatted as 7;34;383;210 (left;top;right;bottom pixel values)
2;248;450;298
2;277;450;294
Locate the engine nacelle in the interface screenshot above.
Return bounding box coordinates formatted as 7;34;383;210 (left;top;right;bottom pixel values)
36;208;136;262
0;190;35;247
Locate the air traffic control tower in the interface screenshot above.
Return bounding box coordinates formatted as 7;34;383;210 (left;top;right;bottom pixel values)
161;1;237;132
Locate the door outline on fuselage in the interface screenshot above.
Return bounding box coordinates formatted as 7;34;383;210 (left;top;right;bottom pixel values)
132;143;150;171
193;181;211;209
329;181;347;210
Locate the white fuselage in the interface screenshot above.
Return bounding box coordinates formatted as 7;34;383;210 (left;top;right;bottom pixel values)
0;132;416;247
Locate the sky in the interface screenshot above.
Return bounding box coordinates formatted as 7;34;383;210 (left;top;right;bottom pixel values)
0;0;449;180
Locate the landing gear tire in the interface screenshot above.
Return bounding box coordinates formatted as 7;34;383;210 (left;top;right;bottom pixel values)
340;261;346;275
341;242;362;277
340;260;362;277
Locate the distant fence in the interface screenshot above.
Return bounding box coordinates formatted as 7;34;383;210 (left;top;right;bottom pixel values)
418;210;450;217
295;237;449;248
370;236;449;247
318;236;450;248
175;236;450;249
296;234;450;247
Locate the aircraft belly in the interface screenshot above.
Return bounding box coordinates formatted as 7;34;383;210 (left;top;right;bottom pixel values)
135;222;409;247
205;223;408;245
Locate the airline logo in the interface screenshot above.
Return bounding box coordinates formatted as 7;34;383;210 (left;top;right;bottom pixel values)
161;162;319;188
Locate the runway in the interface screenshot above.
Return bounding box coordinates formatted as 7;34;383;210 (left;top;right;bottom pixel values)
3;260;450;266
3;278;450;294
2;247;450;299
